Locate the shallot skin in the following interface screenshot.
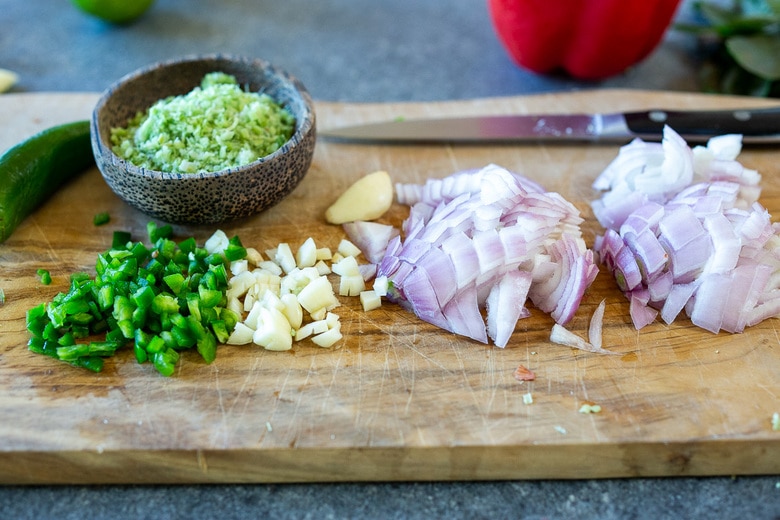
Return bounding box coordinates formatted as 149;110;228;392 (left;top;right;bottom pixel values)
592;126;780;333
356;164;598;348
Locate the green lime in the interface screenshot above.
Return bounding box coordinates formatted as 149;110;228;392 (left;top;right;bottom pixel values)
71;0;155;24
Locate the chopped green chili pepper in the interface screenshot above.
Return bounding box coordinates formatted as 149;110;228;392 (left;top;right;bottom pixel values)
163;273;186;295
112;230;132;249
37;268;52;285
93;212;110;226
178;236;197;255
211;319;230;344
152;347;179;377
24;222;237;376
69;356;104;373
198;285;223;308
147;221;173;244
224;235;247;262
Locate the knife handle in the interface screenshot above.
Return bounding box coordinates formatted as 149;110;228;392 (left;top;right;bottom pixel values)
624;107;780;138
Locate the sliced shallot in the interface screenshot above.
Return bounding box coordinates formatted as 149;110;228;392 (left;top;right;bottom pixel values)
592;126;780;333
549;324;618;355
342;221;399;265
588;299;606;350
374;164;598;347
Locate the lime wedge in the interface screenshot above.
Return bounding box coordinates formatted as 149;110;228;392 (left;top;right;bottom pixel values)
0;69;18;93
71;0;155;24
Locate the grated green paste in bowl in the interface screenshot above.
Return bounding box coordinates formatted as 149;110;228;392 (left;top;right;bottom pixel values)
110;72;296;174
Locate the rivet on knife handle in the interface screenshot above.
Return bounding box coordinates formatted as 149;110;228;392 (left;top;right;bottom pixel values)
623;107;780;141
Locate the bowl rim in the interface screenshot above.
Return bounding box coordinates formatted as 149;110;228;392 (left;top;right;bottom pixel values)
91;53;316;181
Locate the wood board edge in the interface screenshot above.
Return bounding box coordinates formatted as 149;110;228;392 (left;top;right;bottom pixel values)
1;440;777;484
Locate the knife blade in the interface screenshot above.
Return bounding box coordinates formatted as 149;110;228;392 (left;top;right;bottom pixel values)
320;107;780;145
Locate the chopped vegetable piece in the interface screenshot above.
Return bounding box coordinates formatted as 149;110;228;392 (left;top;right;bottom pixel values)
376;164;597;348
773;412;780;431
296;237;317;268
24;225;237;376
522;393;533;405
274;243;296;274
147;221;173;243
343;221;399;265
251;306;293;351
112;230;132;249
224;235;248;262
0;287;5;305
513;364;536;382
579;404;602;414
359;290;382;312
592;127;780;333
296;276;339;315
588;299;606;350
550;324;618;355
311;321;342;348
36;269;51;285
93;212;110;226
224;235;384;351
372;276;389;297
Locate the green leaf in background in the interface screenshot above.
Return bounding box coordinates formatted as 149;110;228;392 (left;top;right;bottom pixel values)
697;3;743;30
720;61;774;95
727;34;780;79
698;3;777;36
743;0;780;15
676;0;780;96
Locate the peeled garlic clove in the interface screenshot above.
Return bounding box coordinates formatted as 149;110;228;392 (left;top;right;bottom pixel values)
325;170;393;224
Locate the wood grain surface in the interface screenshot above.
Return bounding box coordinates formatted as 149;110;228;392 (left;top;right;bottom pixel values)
0;90;778;484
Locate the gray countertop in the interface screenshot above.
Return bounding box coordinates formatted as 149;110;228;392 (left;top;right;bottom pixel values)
2;1;779;518
6;0;702;100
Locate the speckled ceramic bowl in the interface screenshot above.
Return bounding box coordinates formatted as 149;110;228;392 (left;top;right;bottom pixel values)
91;54;316;224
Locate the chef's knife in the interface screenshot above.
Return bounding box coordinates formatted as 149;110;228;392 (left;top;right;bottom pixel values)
320;107;780;144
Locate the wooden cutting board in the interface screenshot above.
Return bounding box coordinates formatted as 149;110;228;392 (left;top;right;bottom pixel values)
1;90;779;484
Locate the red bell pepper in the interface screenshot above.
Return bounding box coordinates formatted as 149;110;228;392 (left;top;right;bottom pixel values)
488;0;682;80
